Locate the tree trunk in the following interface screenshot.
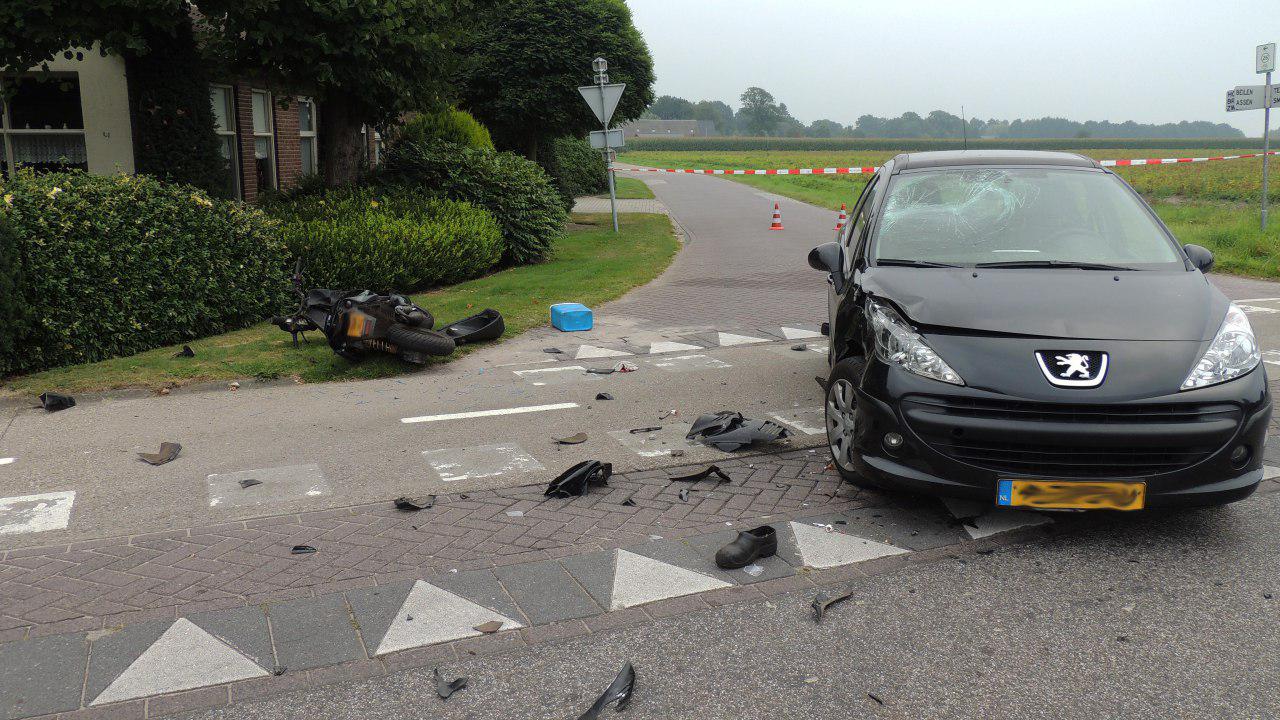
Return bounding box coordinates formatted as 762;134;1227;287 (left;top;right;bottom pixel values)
525;132;539;161
320;93;366;187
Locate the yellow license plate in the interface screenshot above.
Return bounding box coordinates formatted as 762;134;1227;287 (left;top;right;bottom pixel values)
345;312;370;338
997;479;1146;511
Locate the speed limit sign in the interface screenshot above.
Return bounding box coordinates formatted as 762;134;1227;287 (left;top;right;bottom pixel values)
1260;43;1276;74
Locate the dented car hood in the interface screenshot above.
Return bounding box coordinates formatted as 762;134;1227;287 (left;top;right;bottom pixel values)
861;267;1225;341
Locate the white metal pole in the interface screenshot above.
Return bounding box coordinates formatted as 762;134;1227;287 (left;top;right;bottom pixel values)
599;75;619;234
1263;69;1271;231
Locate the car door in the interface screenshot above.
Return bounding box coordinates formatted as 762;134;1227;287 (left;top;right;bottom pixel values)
829;174;880;360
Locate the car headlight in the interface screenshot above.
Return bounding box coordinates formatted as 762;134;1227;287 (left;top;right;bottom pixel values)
867;299;963;385
1181;303;1260;390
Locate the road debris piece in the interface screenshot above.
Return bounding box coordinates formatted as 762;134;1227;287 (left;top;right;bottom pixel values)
586;367;616;375
441;308;505;345
505;510;524;517
629;426;662;434
238;478;262;489
271;666;287;676
678;487;691;502
658;409;679;420
670;449;685;457
596;392;614;400
791;343;807;351
38;392;76;412
867;692;885;705
555;432;588;445
743;563;765;577
814;376;827;391
576;661;635;719
614;361;638;373
621;497;637;507
668;465;732;484
229;381;240;391
686;411;790;451
394;495;435;511
545;460;613;498
811;589;857;623
137;442;181;466
544;347;564;354
472;620;504;634
173;345;195;358
434;668;468;700
716;525;777;569
290;545;317;555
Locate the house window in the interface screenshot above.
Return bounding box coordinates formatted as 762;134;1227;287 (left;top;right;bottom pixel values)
0;74;88;178
250;89;275;191
209;85;239;198
298;97;318;177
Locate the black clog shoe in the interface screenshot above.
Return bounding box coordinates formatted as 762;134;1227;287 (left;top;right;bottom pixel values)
715;525;778;569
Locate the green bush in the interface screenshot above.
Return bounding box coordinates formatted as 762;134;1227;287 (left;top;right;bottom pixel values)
627;136;1264;152
270;189;503;291
538;136;608;210
0;200;20;364
0;171;290;376
382;140;566;264
392;107;494;150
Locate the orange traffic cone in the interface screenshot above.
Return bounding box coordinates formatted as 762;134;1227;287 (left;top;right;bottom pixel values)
768;202;784;231
834;203;848;232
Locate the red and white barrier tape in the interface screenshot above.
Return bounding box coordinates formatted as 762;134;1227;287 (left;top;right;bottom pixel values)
613;151;1278;176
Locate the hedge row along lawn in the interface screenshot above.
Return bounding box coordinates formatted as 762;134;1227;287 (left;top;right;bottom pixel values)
1;213;678;396
620;148;1280;279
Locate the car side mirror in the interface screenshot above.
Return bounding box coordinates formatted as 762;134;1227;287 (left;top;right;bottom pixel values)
808;242;842;273
1183;244;1214;272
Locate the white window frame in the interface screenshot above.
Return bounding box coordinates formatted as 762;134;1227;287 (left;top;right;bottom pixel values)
298;96;318;177
251;89;276;191
209;84;240;199
0;72;88;178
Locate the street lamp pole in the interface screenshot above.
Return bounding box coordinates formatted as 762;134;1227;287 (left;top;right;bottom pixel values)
594;57;619;233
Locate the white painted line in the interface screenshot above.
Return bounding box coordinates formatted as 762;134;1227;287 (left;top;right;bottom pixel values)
402;402;579;424
376;580;524;655
1235;297;1280;303
422;443;545;482
0;457;14;466
780;326;822;340
574;344;633;360
789;521;909;568
92;618;268;705
1239;304;1280;315
768;409;825;435
610;550;730;610
648;340;702;354
0;491;75;536
718;331;769;347
491;358;557;368
1264;465;1280;481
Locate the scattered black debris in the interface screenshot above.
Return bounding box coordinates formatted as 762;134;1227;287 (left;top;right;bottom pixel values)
555;432;588;445
473;620;504;634
629;426;662;434
596;392;614;400
586;367;615;375
811;589;857;623
834;519;847;525
814;376;827;391
545;460;613;498
394;495;435;511
621;497;637;507
576;661;635;720
459;493;470;499
291;545;317;555
678;487;691;502
441;309;504;345
38;392;76;412
668;465;732;484
867;692;885;706
658;409;678;420
239;478;262;489
544;347;564;354
272;666;287;676
434;668;468;700
1265;592;1273;599
685;411;790;452
791;343;807;351
137;442;182;466
173;345;196;358
1116;635;1129;642
977;548;996;555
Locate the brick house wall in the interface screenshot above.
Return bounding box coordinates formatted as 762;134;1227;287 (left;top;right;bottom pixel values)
273;99;302;190
228;81;304;202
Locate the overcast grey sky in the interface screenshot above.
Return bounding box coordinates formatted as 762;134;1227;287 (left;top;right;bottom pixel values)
627;0;1274;135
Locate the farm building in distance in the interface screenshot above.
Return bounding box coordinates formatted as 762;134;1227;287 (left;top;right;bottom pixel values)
622;119;719;138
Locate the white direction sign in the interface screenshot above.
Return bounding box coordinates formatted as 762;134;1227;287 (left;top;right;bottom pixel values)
578;83;626;125
1259;43;1276;74
589;129;624;149
1226;84;1271;111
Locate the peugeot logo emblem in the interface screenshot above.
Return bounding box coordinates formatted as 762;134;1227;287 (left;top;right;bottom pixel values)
1035;350;1108;388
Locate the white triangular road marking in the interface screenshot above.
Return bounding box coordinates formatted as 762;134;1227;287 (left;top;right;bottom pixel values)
789;521;909;569
780;326;822;340
610;550;730;610
941;498;1051;540
717;332;768;347
92;618;267;705
574;345;633;360
649;341;702;354
376;581;523;655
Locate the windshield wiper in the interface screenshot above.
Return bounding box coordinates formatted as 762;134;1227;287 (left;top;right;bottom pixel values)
973;260;1136;271
875;258;962;268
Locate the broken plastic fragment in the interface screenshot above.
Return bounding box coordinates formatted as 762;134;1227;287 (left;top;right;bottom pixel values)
596;392;614;400
173;345;195;358
613;361;638;373
545;460;613;498
394;495;435;511
576;661;635;720
685;411;790;452
621;497;637;507
239;478;262;489
38;392;75;412
867;692;885;706
290;545;317;555
472;620;504;634
678;487;691;503
629;426;662;434
434;667;468;700
137;442;181;466
791;343;807;351
585;367;615;375
668;465;732;484
811;589;857;623
272;666;287;677
742;563;765;577
544;347;564;354
555;432;588;445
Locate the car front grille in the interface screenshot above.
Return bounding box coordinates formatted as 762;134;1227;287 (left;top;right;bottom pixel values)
901;395;1241;478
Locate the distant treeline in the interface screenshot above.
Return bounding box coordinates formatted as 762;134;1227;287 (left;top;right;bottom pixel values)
624;137;1265;152
644;90;1244;139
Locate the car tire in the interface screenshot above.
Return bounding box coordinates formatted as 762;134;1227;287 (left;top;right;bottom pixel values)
825;356;871;486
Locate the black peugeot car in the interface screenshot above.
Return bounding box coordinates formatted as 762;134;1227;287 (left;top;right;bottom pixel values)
809;150;1270;510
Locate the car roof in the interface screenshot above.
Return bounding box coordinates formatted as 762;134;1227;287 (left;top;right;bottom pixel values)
889;149;1100;173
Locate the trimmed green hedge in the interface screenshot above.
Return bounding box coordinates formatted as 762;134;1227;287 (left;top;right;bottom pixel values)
626;136;1266;152
382;140;566;264
539;136;608;210
270;189;503;291
393;107;495;151
0;171;290;376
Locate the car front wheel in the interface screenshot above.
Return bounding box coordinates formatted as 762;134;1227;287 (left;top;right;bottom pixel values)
825;357;869;484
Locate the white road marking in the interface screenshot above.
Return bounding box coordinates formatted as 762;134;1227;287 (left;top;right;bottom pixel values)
1234;297;1280;303
648;341;702;354
608;423;699;457
650;354;732;372
609;550;730;610
780;326;822;340
1239;304;1280;315
92;618;268;705
768;409;825;435
0;491;75;536
574;345;633;360
422;443;545;482
789;521;909;568
376;581;524;655
1263;466;1280;481
0;457;14;465
206;464;330;509
717;332;769;347
401;402;579;424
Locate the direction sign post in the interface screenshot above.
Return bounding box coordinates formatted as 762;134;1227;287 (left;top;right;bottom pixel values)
578;57;626;233
1229;44;1276;229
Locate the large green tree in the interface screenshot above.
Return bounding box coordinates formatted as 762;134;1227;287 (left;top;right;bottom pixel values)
0;0;185;71
648;95;694;120
737;86;782;136
454;0;655;158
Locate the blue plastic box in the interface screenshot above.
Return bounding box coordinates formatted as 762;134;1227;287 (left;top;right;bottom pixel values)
550;302;593;332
